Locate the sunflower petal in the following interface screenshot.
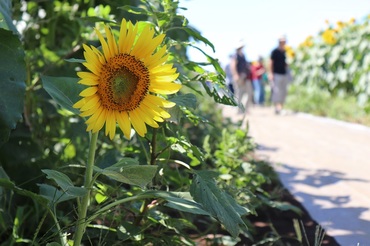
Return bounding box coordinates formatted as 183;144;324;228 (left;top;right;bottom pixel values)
115;111;131;139
121;21;138;54
145;94;176;108
92;108;107;133
105;110;117;139
118;19;128;53
136;106;159;128
79;86;98;97
96;27;112;61
149;82;182;94
80;96;100;111
129;110;147;137
105;25;118;57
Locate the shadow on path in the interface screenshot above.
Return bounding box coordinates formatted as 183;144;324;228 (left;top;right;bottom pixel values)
274;163;370;245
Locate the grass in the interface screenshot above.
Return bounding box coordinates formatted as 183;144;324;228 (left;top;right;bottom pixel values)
284;84;370;127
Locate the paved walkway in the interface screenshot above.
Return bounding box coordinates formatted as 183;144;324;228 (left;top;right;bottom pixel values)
222;105;370;246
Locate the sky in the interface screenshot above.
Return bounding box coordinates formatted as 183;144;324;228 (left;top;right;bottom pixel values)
179;0;370;66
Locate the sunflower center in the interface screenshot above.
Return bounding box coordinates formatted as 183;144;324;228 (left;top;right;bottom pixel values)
98;54;150;111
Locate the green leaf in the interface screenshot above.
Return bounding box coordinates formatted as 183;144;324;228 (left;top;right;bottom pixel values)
42;169;87;198
0;178;48;206
95;158;157;188
0;29;26;146
170;93;197;109
162;192;210;216
41;76;84;115
0;0;19;34
119;5;150;15
190;170;249;237
180;26;215;52
38;183;78;205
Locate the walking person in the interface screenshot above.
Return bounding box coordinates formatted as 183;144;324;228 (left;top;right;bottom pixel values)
251;56;266;105
230;40;253;114
269;35;290;115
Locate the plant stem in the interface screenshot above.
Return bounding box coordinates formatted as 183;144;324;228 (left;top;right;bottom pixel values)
73;131;99;246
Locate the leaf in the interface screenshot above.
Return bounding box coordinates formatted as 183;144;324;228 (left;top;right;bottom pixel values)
170;93;197;109
38;183;78;205
42;169;87;198
161;192;210;216
119;5;150;15
190;170;249;237
0;29;26;146
0;178;48;206
95;158;157;188
180;26;215;52
41;76;85;115
0;0;19;34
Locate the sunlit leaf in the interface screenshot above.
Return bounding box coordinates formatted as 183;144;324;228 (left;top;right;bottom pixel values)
170;93;197;109
95;158;157;188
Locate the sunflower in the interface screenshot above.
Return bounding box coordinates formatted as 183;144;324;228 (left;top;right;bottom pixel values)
73;19;181;139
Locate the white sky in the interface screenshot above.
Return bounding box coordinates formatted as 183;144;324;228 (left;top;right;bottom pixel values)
180;0;370;66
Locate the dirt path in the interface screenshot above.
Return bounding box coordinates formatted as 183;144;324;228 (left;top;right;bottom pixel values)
222;105;370;246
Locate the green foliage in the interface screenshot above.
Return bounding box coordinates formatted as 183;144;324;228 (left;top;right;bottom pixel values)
0;0;300;245
290;16;370;109
286;84;370;126
0;29;26;146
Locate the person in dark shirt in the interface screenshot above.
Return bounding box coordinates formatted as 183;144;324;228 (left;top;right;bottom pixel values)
269;35;290;114
230;40;253;114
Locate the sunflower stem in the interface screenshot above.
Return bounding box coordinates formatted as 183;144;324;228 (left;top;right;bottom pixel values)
150;128;157;165
73;131;99;246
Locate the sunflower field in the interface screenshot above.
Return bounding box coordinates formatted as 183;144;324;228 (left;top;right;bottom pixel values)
0;0;302;245
288;15;370;110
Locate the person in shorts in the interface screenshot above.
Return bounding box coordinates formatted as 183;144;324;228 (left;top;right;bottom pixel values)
269;35;290;115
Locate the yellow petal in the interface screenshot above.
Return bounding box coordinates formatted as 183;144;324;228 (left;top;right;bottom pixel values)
73;98;86;109
151;73;179;82
80;96;100;111
129;110;147;137
141;99;170;118
80;104;100;117
115;111;131;139
78;77;99;86
79;86;98;97
86;106;104;130
95;27;112;61
77;71;98;80
121;21;138;54
145;94;176;108
130;25;153;57
149;82;182;94
118;19;128;53
150;64;175;74
91;46;106;64
92;108;107;133
83;45;101;72
105;25;118;57
136;106;159;128
139;103;164;122
144;46;167;68
105;110;116;140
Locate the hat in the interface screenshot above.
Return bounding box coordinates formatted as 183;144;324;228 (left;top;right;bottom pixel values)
278;35;287;42
235;39;245;49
